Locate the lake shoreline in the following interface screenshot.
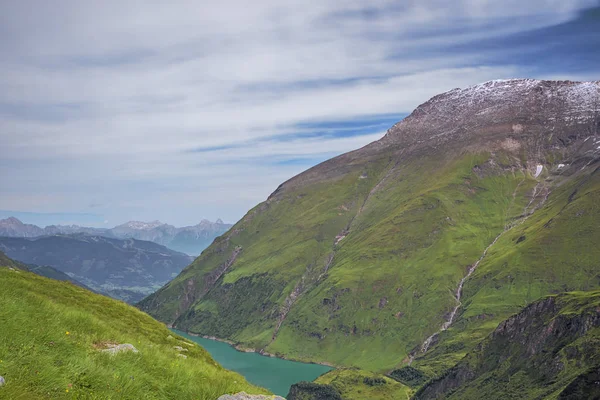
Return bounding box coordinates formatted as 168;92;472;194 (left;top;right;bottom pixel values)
170;326;337;369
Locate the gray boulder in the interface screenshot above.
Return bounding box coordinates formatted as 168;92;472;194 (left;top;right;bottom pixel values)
100;343;139;355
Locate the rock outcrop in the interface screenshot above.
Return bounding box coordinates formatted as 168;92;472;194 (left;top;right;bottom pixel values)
100;343;139;355
415;291;600;399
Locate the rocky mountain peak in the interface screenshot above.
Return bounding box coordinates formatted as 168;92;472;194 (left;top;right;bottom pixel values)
119;220;165;230
381;79;600;149
2;217;23;225
270;79;600;198
0;217;44;237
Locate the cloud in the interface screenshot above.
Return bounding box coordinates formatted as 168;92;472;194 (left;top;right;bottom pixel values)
0;0;598;225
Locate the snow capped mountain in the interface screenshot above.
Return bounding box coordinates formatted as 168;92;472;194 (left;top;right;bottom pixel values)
0;217;44;237
116;220;165;230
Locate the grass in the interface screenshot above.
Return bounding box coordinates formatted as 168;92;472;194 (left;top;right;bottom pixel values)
0;266;269;399
414;161;600;375
414;290;600;399
315;369;412;400
140;144;600;379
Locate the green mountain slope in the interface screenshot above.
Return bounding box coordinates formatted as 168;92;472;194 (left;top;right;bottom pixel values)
0;263;268;399
415;291;600;399
139;79;600;375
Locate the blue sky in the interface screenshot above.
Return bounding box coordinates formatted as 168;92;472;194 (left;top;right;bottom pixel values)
1;1;599;227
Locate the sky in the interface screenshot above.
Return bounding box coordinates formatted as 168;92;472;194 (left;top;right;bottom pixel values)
1;1;599;227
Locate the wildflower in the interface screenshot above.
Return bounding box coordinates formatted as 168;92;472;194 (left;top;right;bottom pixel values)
66;331;70;335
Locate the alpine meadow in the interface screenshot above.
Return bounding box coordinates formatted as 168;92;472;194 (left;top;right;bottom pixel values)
2;2;600;399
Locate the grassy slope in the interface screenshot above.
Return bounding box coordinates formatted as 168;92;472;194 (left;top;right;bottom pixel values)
0;267;268;399
315;369;412;399
415;290;600;399
269;151;535;370
414;164;600;375
139;128;599;378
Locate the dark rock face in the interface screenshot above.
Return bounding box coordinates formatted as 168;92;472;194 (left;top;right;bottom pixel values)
0;235;193;303
287;382;342;400
415;291;600;399
557;366;600;399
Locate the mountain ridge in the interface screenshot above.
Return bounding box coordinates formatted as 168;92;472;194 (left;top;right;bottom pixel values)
0;217;232;255
139;79;600;380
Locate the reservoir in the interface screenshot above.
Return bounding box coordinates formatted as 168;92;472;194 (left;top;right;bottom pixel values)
173;330;333;396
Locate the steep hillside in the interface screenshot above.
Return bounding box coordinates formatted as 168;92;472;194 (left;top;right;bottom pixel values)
415;291;600;399
140;79;600;374
0;263;268;399
0;235;193;303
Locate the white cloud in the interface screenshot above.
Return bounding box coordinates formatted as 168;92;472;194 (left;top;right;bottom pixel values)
0;0;596;225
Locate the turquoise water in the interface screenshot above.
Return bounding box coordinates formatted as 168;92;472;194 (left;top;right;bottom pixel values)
172;330;332;396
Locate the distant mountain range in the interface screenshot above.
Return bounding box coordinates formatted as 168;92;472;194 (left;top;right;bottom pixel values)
0;217;232;255
0;235;193;303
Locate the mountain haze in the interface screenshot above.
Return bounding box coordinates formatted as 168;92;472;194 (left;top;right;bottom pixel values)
0;235;193;303
140;79;600;379
0;217;231;256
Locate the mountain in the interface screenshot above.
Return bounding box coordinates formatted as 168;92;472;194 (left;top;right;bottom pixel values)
0;216;44;237
0;257;268;399
0;235;193;303
111;219;232;255
139;78;600;382
0;217;231;256
415;291;600;399
0;250;90;289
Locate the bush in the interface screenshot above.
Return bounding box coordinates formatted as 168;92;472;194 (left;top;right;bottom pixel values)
287;381;343;400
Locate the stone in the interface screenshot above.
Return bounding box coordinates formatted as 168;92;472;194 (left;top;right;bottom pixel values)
100;343;139;355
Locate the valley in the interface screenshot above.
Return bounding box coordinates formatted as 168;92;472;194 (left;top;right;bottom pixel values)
139;79;600;397
173;329;332;396
2;79;599;400
3;2;600;398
